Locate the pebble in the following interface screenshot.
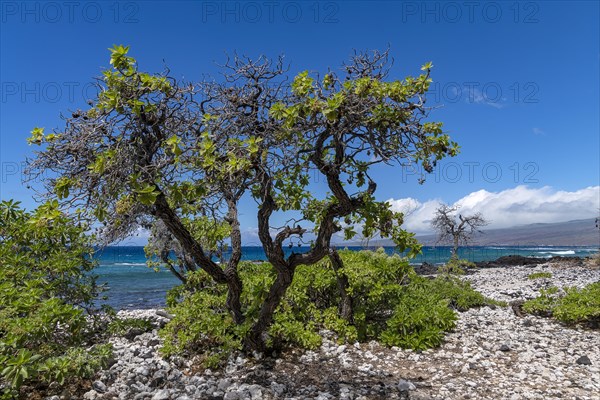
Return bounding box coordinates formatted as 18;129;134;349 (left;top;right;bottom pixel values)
398;379;416;391
151;389;170;400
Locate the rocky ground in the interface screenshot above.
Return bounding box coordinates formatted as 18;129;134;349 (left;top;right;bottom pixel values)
70;259;599;400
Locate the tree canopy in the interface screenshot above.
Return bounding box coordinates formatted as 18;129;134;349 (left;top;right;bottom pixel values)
27;46;458;351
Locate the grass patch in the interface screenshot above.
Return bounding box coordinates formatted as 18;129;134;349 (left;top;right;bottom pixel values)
527;272;553;280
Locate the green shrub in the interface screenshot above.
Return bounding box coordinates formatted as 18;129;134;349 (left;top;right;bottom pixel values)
438;258;475;275
161;249;491;364
379;283;457;349
36;344;113;385
523;283;600;327
522;286;560;316
0;200;111;397
527;272;553;280
159;284;245;366
426;275;489;311
552;283;600;326
272;249;415;347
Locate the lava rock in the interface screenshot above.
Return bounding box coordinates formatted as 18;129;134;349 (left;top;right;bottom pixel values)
576;355;592;365
92;381;107;393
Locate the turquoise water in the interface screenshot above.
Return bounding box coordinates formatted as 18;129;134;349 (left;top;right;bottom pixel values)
95;245;599;310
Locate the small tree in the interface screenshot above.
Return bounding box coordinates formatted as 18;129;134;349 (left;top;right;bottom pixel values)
431;204;488;259
27;46;459;352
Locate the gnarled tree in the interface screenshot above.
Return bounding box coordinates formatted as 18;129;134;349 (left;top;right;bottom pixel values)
27;46;458;352
431;204;488;259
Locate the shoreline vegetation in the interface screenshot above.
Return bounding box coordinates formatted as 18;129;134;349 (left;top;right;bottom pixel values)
4;253;599;400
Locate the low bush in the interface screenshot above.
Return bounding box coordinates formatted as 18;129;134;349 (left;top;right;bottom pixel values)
438;258;476;275
553;283;600;326
527;272;553;280
523;283;600;328
522;286;560;317
0;200;112;398
378;281;457;349
426;275;490;311
160;248;494;365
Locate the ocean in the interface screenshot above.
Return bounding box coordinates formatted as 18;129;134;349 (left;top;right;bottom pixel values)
95;245;599;310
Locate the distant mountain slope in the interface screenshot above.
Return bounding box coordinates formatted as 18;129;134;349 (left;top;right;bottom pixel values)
351;219;600;247
465;218;600;246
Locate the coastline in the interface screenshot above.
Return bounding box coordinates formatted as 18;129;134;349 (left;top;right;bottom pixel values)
71;258;600;400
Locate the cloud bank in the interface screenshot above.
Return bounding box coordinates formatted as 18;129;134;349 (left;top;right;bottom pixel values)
388;185;600;234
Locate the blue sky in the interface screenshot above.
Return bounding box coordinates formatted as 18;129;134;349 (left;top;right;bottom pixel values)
1;1;599;243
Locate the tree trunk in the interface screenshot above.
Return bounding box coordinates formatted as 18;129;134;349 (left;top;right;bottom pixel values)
225;269;244;324
154;192;245;324
244;267;295;352
225;198;244;324
328;249;353;323
452;235;459;260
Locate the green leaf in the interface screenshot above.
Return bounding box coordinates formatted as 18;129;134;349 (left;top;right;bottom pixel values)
291;71;314;96
94;207;107;222
343;226;356;240
166;135;183;156
108;44;132;69
54;177;72;200
27;127;45;145
323;108;338;122
421;61;433;71
135;185;160;206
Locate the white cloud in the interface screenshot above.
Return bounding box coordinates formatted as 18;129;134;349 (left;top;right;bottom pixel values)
448;85;506;108
387;198;442;233
388;185;600;234
465;86;505;109
532;127;545;135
